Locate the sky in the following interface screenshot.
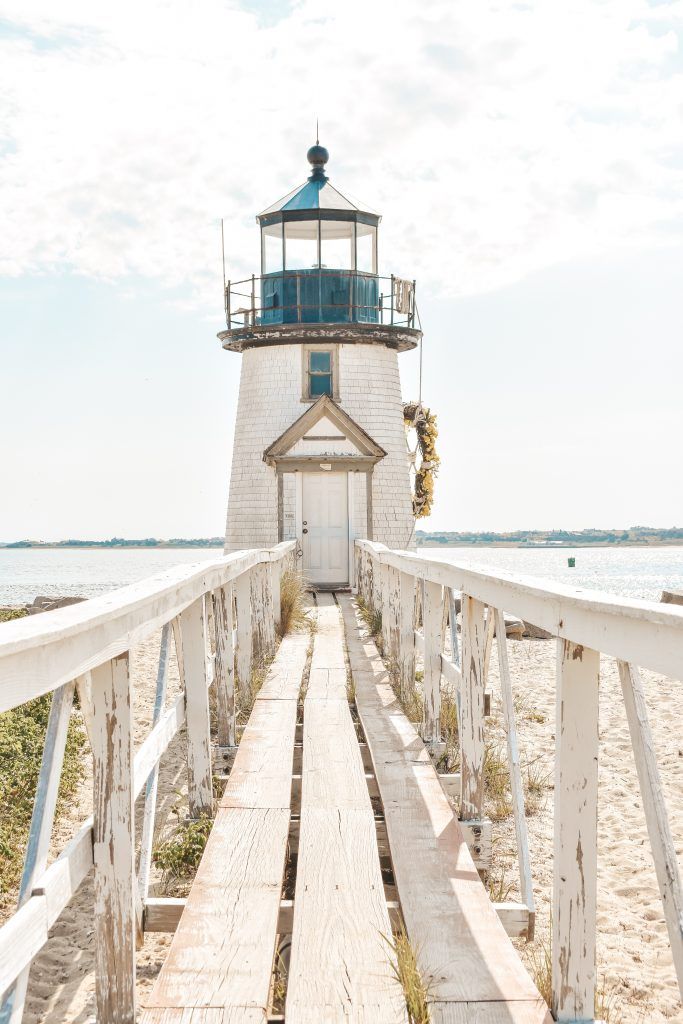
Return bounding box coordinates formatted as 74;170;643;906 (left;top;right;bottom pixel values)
1;0;682;540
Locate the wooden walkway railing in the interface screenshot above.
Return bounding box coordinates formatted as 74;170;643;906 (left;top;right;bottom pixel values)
0;541;296;1024
355;539;683;1022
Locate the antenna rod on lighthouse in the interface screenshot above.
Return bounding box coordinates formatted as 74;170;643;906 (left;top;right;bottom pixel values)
221;219;227;325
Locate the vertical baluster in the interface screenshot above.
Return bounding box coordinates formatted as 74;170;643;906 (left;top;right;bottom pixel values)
552;640;600;1021
422;580;442;746
213;586;236;748
448;588;460;668
380;560;391;657
398;571;416;700
1;682;76;1024
271;561;282;636
459;594;487;822
235;568;253;697
138;624;171;911
91;654;136;1024
177;598;214;818
388;566;401;671
617;660;683;995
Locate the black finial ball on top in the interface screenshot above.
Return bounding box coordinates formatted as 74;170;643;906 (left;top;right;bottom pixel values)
307;142;329;179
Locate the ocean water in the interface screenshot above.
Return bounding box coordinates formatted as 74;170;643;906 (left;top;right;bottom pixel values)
0;547;220;605
1;545;682;607
419;545;683;603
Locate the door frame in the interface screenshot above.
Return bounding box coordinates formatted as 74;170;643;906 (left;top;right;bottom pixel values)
295;470;352;588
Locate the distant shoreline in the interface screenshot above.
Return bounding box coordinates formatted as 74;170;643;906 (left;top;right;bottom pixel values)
416;541;683;549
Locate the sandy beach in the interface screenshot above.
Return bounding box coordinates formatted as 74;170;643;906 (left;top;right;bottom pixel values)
14;623;683;1024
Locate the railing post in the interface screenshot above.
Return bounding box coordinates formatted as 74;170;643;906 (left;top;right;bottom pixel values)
388;566;401;673
235;568;253;697
213;585;236;748
226;280;231;328
422;580;442;745
251;561;275;664
270;561;282;636
398;571;415;700
390;273;395;325
372;552;382;615
552;640;600;1022
251;273;256;325
380;560;391;657
91;654;136;1024
459;594;486;821
177;597;214;818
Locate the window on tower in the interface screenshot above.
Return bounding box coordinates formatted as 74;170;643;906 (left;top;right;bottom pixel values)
307;350;333;397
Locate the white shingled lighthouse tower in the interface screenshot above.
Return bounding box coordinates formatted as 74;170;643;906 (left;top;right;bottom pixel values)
220;142;420;587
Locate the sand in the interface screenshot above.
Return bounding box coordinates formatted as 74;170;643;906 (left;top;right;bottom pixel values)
483;637;683;1023
16;627;683;1023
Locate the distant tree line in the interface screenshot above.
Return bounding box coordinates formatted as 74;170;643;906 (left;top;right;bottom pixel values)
2;537;225;548
415;527;683;546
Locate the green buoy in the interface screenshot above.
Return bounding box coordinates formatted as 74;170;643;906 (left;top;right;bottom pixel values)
568;556;576;568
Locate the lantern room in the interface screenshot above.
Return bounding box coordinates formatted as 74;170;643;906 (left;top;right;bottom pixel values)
256;144;379;325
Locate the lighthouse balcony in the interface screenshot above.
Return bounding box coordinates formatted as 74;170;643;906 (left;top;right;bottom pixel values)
220;270;421;352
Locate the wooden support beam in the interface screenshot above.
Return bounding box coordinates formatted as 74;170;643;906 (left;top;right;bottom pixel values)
552;639;600;1022
91;654;136;1024
380;561;391;655
459;594;487;822
178;598;214;818
212;585;236;748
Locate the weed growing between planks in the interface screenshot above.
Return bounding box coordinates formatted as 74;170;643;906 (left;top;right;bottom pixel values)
384;929;431;1024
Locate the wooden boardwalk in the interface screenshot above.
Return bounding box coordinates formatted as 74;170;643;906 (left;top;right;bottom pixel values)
141;593;549;1023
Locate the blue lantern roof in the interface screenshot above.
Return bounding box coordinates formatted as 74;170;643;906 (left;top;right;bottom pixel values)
257;143;379;222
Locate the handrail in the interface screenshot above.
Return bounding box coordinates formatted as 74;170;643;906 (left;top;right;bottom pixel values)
223;270;417;331
354;539;683;1021
0;540;296;1024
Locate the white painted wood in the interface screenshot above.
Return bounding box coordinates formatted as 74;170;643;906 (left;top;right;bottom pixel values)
482;608;495;683
422;580;443;745
0;546;292;713
448;588;460;668
355;540;683;680
302;471;349;585
91;654;136;1024
212;585;235;748
234;567;252;697
138;624;171;909
0;896;48;998
460;595;487;822
177;599;214;818
340;596;549;1017
1;681;75;1024
617;660;683;997
552;640;600;1022
380;560;391;655
398;570;416;699
494;608;535;934
270;562;281;632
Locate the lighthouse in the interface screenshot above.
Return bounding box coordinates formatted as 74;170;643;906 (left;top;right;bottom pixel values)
220;142;420;588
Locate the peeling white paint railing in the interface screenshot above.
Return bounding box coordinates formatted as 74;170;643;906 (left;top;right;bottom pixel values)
0;540;295;1024
355;539;683;1023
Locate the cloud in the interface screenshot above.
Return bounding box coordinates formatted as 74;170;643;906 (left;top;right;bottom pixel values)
1;0;682;309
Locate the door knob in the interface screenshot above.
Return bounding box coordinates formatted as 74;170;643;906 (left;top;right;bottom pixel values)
302;528;308;534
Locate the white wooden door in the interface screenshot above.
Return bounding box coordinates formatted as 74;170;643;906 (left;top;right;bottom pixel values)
302;472;349;585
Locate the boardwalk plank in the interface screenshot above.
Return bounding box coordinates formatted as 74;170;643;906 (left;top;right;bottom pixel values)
141;629;309;1022
286;598;407;1023
339;596;552;1021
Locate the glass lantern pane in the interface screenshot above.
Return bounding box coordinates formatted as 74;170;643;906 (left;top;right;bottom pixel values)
262;222;283;273
310;373;332;396
356;223;376;273
285;219;319;270
320;220;354;270
309;351;331;372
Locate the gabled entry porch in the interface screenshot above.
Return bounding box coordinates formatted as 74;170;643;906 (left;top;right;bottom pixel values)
264;395;386;588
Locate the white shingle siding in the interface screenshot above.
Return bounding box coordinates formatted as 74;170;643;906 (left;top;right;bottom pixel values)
224;343;414;552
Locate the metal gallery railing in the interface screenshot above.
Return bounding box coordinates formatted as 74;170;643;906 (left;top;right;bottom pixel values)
224;270;417;331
